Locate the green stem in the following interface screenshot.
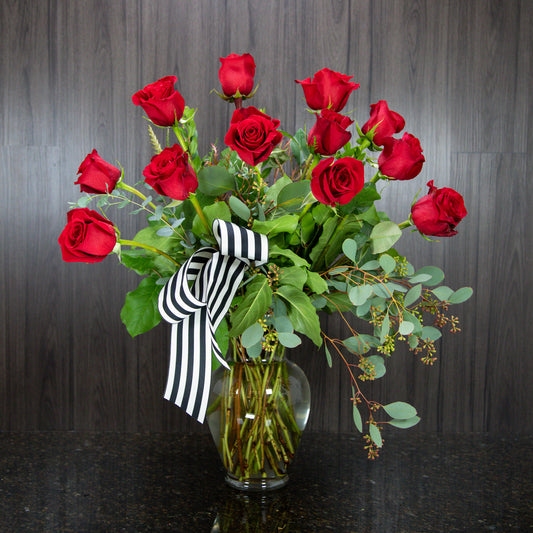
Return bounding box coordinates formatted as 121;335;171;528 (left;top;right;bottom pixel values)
172;124;188;152
189;193;212;235
398;219;413;230
116;181;158;210
370;171;382;184
302;153;315;180
298;202;312;222
117;239;179;266
359;137;371;151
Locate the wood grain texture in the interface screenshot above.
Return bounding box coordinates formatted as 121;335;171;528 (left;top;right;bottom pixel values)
0;0;531;435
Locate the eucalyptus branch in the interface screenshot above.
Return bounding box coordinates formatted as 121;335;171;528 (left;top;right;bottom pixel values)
116;181;157;210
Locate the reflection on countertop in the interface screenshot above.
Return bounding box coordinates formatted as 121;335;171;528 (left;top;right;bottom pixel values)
0;431;531;532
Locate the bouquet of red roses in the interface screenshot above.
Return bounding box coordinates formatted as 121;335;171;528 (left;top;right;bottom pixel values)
59;53;470;459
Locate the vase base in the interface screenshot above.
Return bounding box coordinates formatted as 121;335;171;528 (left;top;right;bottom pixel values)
225;473;288;492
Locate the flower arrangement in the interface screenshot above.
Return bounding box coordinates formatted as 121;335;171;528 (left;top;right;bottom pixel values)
59;53;471;460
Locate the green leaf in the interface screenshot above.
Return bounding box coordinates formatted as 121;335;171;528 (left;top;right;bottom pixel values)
278;266;307;290
278;331;302;348
133;223;181;253
325;344;333;368
197;165;235;196
366;355;386;378
358;204;380;225
379;254;396;274
389;416;420;429
370;221;402;254
308;216;337;265
192;201;231;235
252;215;299;236
214;318;229;369
269;245;311;267
276;285;322;346
369;423;382;447
352;402;363;433
448;287;474;304
339;182;381;216
265;175;292;205
402;310;423;335
156;226;174;237
342;238;358;262
272;315;293;333
383;401;417;420
241;322;264;348
228;195;250;221
120;250;157;276
276;181;311;212
432;286;454;301
229;274;273;337
360;260;380;271
246;341;263;359
379;312;390;344
411;266;444;287
120;277;162;337
421;326;442;341
344;336;371;355
404;284;422;307
408;273;432;283
323;218;362;266
398;320;415;336
348;285;373;306
306;271;328;294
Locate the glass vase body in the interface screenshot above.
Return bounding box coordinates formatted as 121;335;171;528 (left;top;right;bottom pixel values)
207;344;310;491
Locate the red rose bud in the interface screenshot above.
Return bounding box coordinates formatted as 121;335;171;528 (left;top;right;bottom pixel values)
378;133;425;181
311;157;364;206
58;208;116;263
361;100;405;146
143;144;198;200
218;53;256;97
308;109;353;156
224;106;283;166
131;75;185;127
411;180;467;237
74;149;121;194
295;68;359;112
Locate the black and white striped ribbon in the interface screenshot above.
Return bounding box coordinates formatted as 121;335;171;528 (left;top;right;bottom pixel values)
158;219;269;423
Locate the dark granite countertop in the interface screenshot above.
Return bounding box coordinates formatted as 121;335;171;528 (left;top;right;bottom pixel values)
0;431;531;532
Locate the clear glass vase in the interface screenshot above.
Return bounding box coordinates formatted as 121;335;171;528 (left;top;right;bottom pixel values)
206;342;310;491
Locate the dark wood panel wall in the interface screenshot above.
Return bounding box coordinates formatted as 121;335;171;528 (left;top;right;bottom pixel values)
1;0;531;435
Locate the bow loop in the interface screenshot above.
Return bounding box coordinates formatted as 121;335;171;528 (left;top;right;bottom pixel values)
213;219;268;266
157;219;269;423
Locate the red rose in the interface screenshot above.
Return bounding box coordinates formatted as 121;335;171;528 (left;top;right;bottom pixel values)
361;100;405;146
58;208;116;263
308;109;353;156
74;149;121;194
224;106;283;166
411;180;467;237
143;144;198;200
131;76;185;127
295;68;359;112
378;133;425;181
218;53;256;97
311;157;364;206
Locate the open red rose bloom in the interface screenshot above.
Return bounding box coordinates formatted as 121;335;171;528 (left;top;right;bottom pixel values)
411;180;467;237
58;208;116;263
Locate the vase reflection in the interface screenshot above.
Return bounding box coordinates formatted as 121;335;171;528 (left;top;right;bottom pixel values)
211;491;291;532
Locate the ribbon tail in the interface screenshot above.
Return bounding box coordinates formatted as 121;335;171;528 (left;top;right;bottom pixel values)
163;308;212;423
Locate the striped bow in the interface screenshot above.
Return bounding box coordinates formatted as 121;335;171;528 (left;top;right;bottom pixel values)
158;219;269;423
